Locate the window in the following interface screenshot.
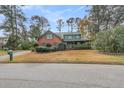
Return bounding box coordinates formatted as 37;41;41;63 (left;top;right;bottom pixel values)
64;35;73;40
68;35;72;40
64;36;68;40
47;34;53;39
75;35;81;39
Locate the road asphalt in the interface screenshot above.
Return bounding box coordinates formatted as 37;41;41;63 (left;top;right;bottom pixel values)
0;63;124;88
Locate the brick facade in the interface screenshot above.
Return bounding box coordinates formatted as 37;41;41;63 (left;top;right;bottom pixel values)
37;31;62;45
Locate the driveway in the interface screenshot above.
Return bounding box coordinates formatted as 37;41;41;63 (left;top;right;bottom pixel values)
0;63;124;88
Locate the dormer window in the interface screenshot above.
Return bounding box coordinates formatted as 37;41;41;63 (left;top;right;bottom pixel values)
47;34;53;39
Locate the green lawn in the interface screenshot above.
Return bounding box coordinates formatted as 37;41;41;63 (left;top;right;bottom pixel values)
0;50;6;53
0;50;7;55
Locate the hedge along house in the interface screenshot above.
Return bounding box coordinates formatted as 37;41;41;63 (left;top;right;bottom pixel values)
37;30;89;49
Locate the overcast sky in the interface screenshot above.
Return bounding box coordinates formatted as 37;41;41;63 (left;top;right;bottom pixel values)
0;5;91;36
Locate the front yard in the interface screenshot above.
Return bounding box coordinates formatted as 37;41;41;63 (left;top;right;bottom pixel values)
4;50;124;64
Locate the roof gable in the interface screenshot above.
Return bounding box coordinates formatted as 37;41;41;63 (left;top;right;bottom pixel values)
38;30;62;40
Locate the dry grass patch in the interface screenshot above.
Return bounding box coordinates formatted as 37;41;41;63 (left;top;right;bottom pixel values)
7;50;124;64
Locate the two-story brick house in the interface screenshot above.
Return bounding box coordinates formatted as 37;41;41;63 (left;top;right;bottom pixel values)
37;30;89;49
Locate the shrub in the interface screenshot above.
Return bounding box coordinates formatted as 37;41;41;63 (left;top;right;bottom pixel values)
73;42;91;50
46;43;52;47
92;26;124;53
20;41;33;50
33;43;39;48
30;47;35;52
35;46;51;53
56;43;66;50
49;45;57;51
6;34;21;50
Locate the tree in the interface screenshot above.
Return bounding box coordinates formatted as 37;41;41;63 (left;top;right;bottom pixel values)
30;15;49;38
75;17;81;32
30;25;41;38
66;19;70;32
92;26;124;53
79;19;90;36
56;19;64;32
66;17;75;32
88;6;105;32
0;5;26;49
88;5;124;32
0;6;14;34
17;10;27;40
69;17;75;32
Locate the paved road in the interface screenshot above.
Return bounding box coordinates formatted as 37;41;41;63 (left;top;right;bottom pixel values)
0;63;124;88
0;51;30;61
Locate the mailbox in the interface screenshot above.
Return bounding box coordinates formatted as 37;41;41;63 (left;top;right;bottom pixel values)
7;50;13;61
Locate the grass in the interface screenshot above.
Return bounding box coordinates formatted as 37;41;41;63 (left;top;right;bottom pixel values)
0;50;20;56
0;50;7;56
4;50;124;64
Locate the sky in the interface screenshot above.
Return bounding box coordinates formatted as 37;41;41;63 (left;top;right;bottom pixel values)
0;5;91;36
